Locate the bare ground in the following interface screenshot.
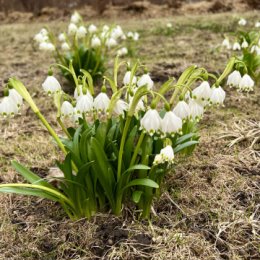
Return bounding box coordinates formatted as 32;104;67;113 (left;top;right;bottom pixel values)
0;12;259;260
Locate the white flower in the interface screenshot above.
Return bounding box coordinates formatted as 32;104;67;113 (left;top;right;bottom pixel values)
93;92;110;112
129;96;145;112
166;22;172;28
255;22;260;28
153;153;164;165
72;108;82;123
111;25;124;39
61;101;74;117
61;42;70;51
137;74;154;90
188;99;204;120
91;36;101;48
88;24;97;34
34;33;45;43
140;109;161;135
103;25;109;32
227;70;241;88
106;38;117;48
160;146;174;163
123;71;137;85
222;38;231;49
127;31;134;38
238;18;247;26
192;81;211;102
172;101;190;120
39;42;55;51
161;111;182;136
113;99;129;116
42;76;61;94
71;11;81;24
58;33;66;42
77;26;87;38
68;23;78;35
0;97;19;116
210;86;226;105
8;89;23;107
238;74;254;91
76;94;93;114
117;47;128;56
133;32;139;41
251;45;260;55
233;42;241;51
241;40;248;49
40;28;48;36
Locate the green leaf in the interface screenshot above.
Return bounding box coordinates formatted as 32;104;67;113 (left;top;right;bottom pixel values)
175;133;197;145
124;178;159;190
122;164;150;175
124;125;138;167
174;140;199;153
132;190;143;204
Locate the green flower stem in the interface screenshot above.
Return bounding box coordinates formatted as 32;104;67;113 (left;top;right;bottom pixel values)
117;116;132;180
57;117;72;139
129;131;145;167
36;112;67;155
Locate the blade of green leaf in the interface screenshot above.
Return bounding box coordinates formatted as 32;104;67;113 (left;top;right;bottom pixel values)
132;190;143;204
174;140;199;153
123;178;159;190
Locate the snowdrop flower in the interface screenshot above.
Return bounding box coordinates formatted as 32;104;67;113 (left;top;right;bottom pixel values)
0;97;19;116
238;18;247;26
172;101;190;120
42;76;61;94
113;99;129;116
227;70;241;88
117;47;128;56
166;22;172;28
103;25;109;32
222;38;231;49
233;42;241;51
111;25;124;39
93;92;110;112
137;74;154;90
34;33;45;43
76;94;93;114
72;108;83;123
61;42;70;51
251;45;260;55
40;28;48;36
210;86;226;105
123;71;137;85
8;89;23;108
140;109;161;135
255;22;260;28
39;42;55;52
88;24;97;34
91;36;101;48
70;11;81;24
238;74;254;91
188;99;204;120
61;101;74;117
192;81;211;102
68;23;78;36
77;26;87;38
161;111;182;136
133;32;139;41
74;85;84;99
58;33;66;42
127;31;134;38
106;38;117;48
160;146;174;163
153;153;164;165
241;40;248;49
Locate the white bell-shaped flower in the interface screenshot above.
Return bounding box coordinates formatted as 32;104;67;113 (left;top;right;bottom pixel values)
40;28;48;36
161;111;182;136
91;36;101;48
140;109;161;135
106;38;117;48
71;12;81;24
153;153;164;165
113;99;129;116
111;25;124;39
103;25;109;32
34;33;45;43
251;45;260;55
8;89;23;108
233;42;241;51
61;101;74;117
160;145;174;163
0;97;19;116
127;31;134;38
39;42;55;52
58;33;66;42
68;23;78;36
76;94;93;114
227;70;241;88
123;71;137;86
222;38;231;49
238;74;254;92
133;32;139;41
210;86;226;105
88;24;97;34
93;92;110;112
61;42;70;51
72;108;83;123
255;22;260;28
77;26;87;38
238;18;247;26
241;40;248;49
42;76;61;94
192;81;211;102
188;99;204;120
137;74;154;90
117;47;128;56
172;101;190;120
166;22;172;28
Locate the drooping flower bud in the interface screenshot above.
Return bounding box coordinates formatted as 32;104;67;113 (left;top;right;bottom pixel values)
172;101;190;120
93;92;110;113
227;70;241;88
0;97;19;116
161;111;182;137
106;38;117;48
233;42;241;51
192;81;211;103
91;36;101;48
241;40;248;49
238;74;254;92
123;71;137;86
42;76;61;94
58;33;66;42
77;26;87;38
137;74;154;90
210;86;226;105
222;38;231;49
117;47;128;57
188;99;204;121
88;24;97;34
160;145;174;163
76;94;93;114
70;11;81;24
61;101;74;117
61;42;70;51
8;89;23;108
68;23;78;36
140;109;161;136
113;99;129;116
238;18;247;26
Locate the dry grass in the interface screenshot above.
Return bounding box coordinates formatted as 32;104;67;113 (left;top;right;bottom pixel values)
0;12;260;260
